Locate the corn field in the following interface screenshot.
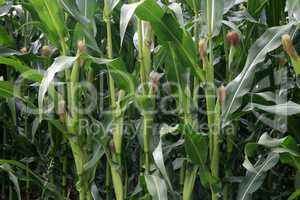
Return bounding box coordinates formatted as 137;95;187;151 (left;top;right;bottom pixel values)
1;0;300;199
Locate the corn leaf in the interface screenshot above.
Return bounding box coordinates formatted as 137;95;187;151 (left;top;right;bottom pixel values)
153;140;174;192
184;125;208;167
0;164;21;200
145;174;168;200
38;56;77;111
30;0;66;47
223;24;295;125
237;153;280;200
201;0;224;36
120;0;198;71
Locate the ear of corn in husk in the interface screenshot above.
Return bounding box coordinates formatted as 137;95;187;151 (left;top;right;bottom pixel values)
282;34;300;75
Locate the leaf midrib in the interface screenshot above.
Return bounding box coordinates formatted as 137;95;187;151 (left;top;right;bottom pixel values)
43;0;64;40
240;153;278;200
187;134;205;166
224;25;290;121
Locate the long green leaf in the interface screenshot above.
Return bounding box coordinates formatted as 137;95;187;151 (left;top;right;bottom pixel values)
38;56;77;110
30;0;66;46
120;1;142;46
246;101;300;116
120;0;198;72
237;153;280;200
145;174;168;200
153;140;174;192
184;125;208;167
0;57;42;81
201;0;224;36
223;24;295;125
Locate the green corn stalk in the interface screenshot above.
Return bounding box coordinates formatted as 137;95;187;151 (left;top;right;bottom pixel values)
68;45;92;200
137;18;154;174
69;140;90;200
183;0;201;196
169;40;197;198
104;1;124;199
183;166;198;200
199;38;219;200
206;0;220;196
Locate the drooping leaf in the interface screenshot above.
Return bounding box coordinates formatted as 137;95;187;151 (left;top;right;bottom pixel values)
237;153;280;200
246;101;300;116
120;2;142;46
153;140;174;192
0;57;42;81
38;56;77;111
145;174;168;200
223;24;295;125
258;132;287;148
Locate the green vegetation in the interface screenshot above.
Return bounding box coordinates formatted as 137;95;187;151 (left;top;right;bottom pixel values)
1;0;300;199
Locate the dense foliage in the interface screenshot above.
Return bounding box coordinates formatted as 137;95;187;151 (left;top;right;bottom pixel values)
1;0;300;199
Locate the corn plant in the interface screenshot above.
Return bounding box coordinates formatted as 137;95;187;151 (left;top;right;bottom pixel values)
2;0;300;200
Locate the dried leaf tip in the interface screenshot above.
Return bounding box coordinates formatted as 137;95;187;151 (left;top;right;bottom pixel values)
198;38;207;62
218;85;226;106
77;40;86;53
281;34;298;60
150;71;163;93
226;31;240;47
